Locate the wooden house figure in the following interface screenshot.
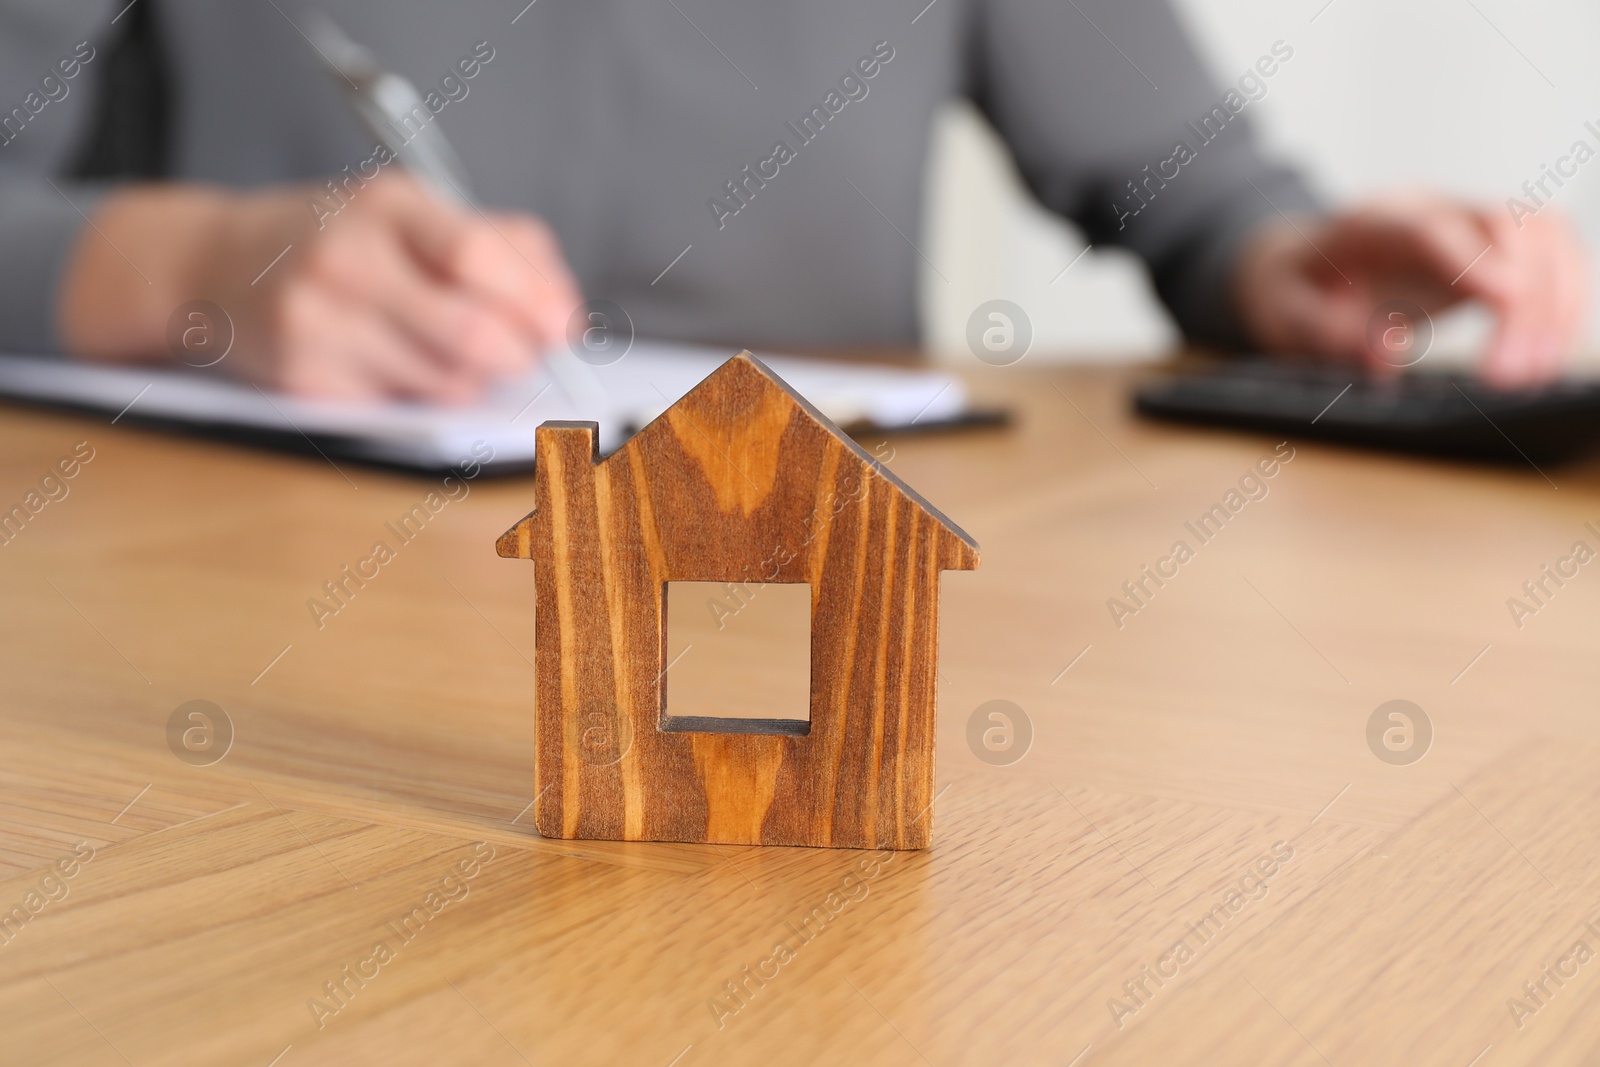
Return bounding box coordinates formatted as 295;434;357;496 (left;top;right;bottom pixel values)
496;353;979;848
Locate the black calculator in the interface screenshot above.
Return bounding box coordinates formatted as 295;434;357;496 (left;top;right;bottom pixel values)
1134;360;1600;463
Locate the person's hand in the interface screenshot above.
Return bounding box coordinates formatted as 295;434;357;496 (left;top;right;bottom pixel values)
1233;193;1591;387
58;173;583;403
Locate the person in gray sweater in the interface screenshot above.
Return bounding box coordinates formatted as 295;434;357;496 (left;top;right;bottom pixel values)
0;0;1587;401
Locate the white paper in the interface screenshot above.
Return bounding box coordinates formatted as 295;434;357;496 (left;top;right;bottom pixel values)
0;340;969;469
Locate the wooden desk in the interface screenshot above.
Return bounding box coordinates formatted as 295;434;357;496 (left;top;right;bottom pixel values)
4;361;1600;1066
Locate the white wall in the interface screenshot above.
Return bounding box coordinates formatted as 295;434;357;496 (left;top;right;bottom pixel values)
921;0;1600;364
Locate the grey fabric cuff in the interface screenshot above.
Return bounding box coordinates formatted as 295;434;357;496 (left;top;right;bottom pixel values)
1150;164;1324;353
0;179;107;354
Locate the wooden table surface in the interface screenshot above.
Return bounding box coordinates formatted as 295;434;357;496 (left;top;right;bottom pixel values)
5;359;1600;1066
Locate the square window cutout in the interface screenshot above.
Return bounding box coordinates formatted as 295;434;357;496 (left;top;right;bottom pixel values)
662;581;811;736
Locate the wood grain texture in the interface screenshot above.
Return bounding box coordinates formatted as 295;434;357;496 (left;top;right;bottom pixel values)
496;353;979;848
6;359;1600;1066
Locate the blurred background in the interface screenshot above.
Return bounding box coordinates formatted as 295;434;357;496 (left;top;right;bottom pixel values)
922;0;1600;364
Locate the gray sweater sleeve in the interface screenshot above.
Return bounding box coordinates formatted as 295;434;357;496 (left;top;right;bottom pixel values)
969;0;1323;348
0;4;117;354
